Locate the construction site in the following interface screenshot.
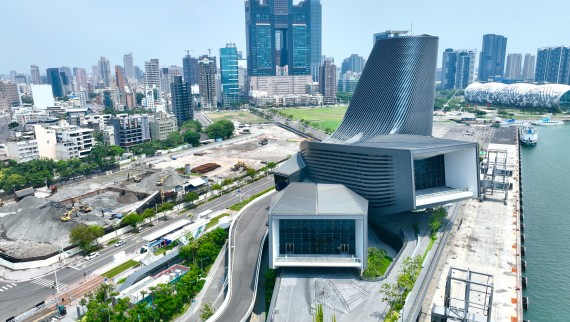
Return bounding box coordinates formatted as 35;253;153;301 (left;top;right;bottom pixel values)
0;124;302;260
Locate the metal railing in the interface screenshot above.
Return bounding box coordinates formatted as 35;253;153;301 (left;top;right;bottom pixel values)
274;255;361;264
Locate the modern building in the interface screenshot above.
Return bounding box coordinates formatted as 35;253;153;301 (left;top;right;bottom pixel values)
268;182;368;270
182;52;199;85
319;59;336;105
198;56;217;110
534;46;570;84
73;67;88;92
30;65;41;84
341;54;366;75
248;75;312;96
30;84;54;109
441;49;476;90
245;0;320;77
123;52;135;79
478;34;507;82
145;59;161;102
337;73;360;94
6;139;39;163
150;112;178;141
505;53;523;80
372;30;409;44
0;81;21;109
98;57;112;88
220;43;240;108
521;54;536;81
464;82;570;109
46;68;64;97
170;76;193;127
34;124;95;160
110;114;151;148
115;66;134;108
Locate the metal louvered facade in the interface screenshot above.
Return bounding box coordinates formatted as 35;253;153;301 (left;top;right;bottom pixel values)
328;35;438;143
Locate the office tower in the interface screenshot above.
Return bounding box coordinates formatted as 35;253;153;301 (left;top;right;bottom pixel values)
73;67;88;91
46;68;64;97
330;35;438;141
30;65;41;84
505;54;523;79
115;66;134;108
134;66;143;82
91;65;99;79
220;43;240;108
245;0;319;77
144;59;161;101
170;76;193;126
341;54;366;75
182;52;199;85
319;59;337;105
98;56;112;87
0;81;21;108
441;49;476;90
522;54;536;80
198;56;217;110
309;0;322;81
161;68;170;95
123;52;134;78
478;34;507;82
14;75;27;84
59;66;73;93
535;46;570;84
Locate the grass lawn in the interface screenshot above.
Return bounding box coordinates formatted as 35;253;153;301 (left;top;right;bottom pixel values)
276;106;348;132
206;213;231;230
362;247;393;278
206;110;267;124
103;259;139;279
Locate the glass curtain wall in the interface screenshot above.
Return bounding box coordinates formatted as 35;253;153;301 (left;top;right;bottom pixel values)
279;219;355;255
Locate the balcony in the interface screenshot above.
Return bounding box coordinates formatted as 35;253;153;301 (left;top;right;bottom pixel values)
274;254;362;268
415;186;473;207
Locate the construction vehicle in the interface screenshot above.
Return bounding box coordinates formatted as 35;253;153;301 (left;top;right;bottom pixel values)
132;175;142;183
258;138;268;146
231;161;248;172
50;185;58;193
78;201;92;213
60;208;75;222
156;174;171;186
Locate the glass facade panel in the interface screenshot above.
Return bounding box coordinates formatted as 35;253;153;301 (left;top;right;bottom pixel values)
256;25;272;69
292;25;308;69
414;155;446;190
279;219;355;255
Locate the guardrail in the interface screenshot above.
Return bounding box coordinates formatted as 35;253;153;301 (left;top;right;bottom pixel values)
240;231;268;322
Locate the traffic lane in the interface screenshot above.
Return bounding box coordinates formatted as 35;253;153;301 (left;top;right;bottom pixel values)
215;195;272;322
0;280;55;321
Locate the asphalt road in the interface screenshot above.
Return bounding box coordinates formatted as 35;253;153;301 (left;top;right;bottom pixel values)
0;176;274;321
214;193;273;322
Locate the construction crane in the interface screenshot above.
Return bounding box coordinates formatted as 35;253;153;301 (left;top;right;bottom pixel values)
185;49;194;56
207;48;213;56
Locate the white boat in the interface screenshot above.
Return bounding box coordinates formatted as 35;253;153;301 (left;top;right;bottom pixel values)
520;127;538;146
504;119;530;127
531;118;564;126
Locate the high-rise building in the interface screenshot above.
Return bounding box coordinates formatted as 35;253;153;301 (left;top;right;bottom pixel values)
144;59;161;102
161;67;170;95
123;52;134;78
309;0;322;82
198;56;217;110
535;46;570;84
0;81;21;109
98;57;112;88
73;67;88;91
46;68;64;97
220;43;240;108
319;59;336;105
341;54;366;75
441;49;476;90
478;34;507;82
505;53;523;80
31;84;54;109
182;52;199;85
30;65;41;84
170;76;193;127
245;0;320;77
522;54;536;81
115;66;134;108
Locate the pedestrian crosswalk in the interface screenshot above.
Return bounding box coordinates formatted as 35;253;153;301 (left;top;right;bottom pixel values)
0;283;17;292
31;278;68;290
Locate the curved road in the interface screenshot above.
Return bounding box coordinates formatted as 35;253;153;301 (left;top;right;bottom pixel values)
214;194;273;322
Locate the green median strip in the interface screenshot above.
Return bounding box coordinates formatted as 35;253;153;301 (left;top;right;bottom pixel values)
206;213;231;230
229;187;274;211
103;259;139;279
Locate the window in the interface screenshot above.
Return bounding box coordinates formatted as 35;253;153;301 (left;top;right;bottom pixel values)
279;219;355;255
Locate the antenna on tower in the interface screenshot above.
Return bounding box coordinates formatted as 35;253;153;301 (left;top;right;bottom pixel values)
410;21;413;35
207;48;213;56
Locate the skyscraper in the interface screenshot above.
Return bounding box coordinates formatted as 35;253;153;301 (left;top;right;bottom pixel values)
505;53;523;79
144;59;161;102
309;0;322;82
245;0;319;77
441;49;476;90
535;46;570;84
115;65;134;108
30;65;41;84
46;68;64;97
123;53;134;78
319;59;337;105
341;54;366;75
98;57;112;87
161;67;170;95
522;54;536;80
478;34;507;82
170;76;193;126
73;67;88;91
182;52;199;85
198;56;217;110
220;43;240;108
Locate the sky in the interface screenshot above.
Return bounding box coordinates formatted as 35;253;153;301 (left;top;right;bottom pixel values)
1;0;569;74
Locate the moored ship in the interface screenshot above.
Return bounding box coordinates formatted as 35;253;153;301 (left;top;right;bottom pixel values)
520;126;538;146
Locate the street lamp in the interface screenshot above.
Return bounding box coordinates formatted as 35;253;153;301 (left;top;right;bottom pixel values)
52;264;59;294
200;257;210;271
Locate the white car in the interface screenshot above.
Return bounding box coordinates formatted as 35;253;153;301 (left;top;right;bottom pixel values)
84;252;99;260
114;240;126;247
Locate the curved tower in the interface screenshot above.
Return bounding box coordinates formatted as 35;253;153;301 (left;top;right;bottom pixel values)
328;35;438;143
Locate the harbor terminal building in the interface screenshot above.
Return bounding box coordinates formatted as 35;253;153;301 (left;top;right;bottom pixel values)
269;34;480;271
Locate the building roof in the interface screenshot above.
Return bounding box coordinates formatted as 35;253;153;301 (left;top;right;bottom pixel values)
274;153;305;176
350;134;475;151
187;177;207;187
14;187;35;198
117;249;179;292
269;182;367;216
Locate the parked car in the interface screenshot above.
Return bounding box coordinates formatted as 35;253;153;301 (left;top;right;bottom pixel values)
114;240;126;247
84;252;99;260
110;213;123;220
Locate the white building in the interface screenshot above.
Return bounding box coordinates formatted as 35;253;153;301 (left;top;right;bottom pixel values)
150;112;178;141
34;125;57;159
248;75;312;97
6;139;40;163
31;84;55;109
34;124;95;160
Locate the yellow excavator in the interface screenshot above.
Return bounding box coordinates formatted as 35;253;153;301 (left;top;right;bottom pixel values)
60;208;76;222
156;174;171;186
78;201;92;213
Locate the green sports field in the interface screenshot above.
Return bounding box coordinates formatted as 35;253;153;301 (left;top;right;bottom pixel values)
206;110;267;124
277;106;348;133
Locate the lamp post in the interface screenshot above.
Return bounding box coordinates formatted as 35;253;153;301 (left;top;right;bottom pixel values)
200;257;210;271
52;264;59;294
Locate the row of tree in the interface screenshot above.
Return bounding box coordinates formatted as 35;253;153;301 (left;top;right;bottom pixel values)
129;120;203;157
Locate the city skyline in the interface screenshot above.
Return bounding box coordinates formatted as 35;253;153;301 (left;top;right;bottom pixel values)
2;0;569;74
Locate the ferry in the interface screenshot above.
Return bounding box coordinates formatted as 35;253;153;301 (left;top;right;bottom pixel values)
531;118;565;126
519;127;538;146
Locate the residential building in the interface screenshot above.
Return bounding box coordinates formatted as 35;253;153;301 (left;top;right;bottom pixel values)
198;56;217;110
115;66;134;108
170;76;193;127
182;53;199;85
505;53;523;79
145;59;161;101
33;125;57;159
123;52;135;79
341;54;366;75
98;57;112;88
478;34;507;82
522;54;536;80
53;125;94;160
220;43;240;108
441;49;476;90
337;72;360;93
249;75;312;96
535;46;570;84
150;112;178;141
46;68;64;97
0;81;21;109
110;114;151;147
30;65;41;84
73;67;88;91
6;139;39;163
319;59;336;104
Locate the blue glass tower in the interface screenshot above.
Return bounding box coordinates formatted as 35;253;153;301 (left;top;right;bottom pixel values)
220;43;240;108
46;68;64;97
478;34;507;82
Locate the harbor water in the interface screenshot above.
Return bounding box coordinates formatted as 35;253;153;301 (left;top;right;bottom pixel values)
521;125;570;321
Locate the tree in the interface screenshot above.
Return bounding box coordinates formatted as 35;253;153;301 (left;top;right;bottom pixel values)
8;121;19;129
429;207;447;238
121;213;143;230
164;132;184;148
200;303;215;321
21;95;34;104
206;119;234;140
184;191;199;204
181;120;202;133
246;168;256;178
69;224;105;252
211;183;222;196
183;131;201;146
135;92;145;105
